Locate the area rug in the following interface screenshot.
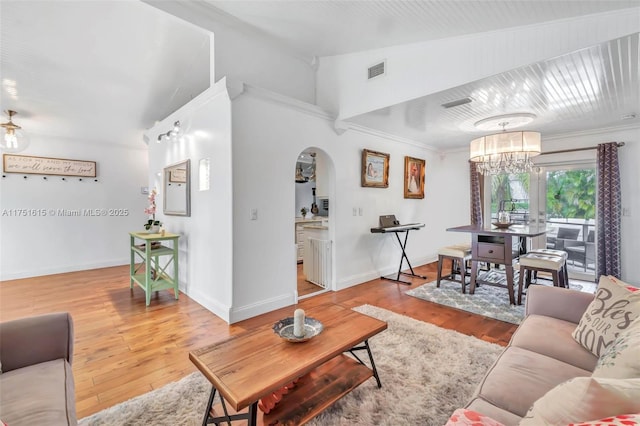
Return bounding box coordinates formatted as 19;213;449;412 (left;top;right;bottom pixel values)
79;305;503;426
405;270;585;325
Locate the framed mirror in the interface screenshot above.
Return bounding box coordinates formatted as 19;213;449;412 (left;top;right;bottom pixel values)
164;159;191;216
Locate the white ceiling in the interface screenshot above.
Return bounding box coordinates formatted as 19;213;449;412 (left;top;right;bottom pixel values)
350;32;640;147
1;0;638;150
207;0;640;57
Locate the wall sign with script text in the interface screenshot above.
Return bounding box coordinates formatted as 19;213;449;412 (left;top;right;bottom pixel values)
3;154;97;177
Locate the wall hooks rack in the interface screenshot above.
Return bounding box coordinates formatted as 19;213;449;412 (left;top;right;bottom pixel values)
1;173;100;182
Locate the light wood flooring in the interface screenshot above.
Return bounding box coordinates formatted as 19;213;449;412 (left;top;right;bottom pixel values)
0;262;517;419
297;263;326;297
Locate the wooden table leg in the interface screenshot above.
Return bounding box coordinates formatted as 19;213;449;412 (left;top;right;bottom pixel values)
470;260;478;294
505;264;515;305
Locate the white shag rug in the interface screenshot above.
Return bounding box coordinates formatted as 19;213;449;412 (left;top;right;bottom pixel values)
79;305;503;426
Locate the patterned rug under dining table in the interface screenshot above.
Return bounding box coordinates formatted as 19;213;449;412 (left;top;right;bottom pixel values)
188;303;388;426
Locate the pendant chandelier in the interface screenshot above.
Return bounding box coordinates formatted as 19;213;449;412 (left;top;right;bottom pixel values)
0;110;30;153
470;114;541;175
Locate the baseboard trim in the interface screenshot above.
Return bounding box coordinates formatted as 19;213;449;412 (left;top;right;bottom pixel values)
229;292;295;324
337;254;437;290
0;258;130;281
185;287;232;323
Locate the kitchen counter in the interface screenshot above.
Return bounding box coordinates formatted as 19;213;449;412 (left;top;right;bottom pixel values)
295;217;325;223
302;225;329;230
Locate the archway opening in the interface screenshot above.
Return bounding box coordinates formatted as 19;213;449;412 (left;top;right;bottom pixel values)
294;147;334;299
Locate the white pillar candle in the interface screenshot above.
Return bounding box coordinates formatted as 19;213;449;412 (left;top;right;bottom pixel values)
293;309;305;338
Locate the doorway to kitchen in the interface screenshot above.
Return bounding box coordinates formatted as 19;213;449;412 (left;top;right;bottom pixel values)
294;148;334;299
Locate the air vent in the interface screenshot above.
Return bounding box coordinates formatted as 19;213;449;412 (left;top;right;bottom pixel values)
368;61;386;79
441;97;473;109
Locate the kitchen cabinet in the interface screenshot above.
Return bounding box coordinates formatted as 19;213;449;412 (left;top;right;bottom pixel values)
295;218;323;262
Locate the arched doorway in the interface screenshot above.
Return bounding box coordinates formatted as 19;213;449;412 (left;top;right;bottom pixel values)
293;147;335;299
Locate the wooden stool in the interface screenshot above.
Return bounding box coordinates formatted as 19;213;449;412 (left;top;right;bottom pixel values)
517;253;565;305
527;248;569;288
437;245;472;293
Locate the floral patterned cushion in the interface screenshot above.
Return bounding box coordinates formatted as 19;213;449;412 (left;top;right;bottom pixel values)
445;408;505;426
593;316;640;378
568;413;640;425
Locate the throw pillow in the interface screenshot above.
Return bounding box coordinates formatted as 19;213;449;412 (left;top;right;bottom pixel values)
593;316;640;378
572;275;640;357
520;377;640;426
568;413;640;425
519;377;640;425
445;409;505;426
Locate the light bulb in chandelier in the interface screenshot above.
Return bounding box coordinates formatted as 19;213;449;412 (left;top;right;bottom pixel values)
0;110;30;153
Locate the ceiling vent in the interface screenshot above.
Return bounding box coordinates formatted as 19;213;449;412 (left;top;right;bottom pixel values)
441;97;473;109
368;61;386;80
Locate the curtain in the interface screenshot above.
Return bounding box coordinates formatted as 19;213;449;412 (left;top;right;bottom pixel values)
470;161;483;225
596;142;621;279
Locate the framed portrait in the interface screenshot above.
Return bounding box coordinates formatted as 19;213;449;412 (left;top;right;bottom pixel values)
404;156;425;199
361;149;389;188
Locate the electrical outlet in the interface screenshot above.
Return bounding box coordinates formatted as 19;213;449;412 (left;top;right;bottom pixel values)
358;207;363;216
250;208;258;220
622;207;631;217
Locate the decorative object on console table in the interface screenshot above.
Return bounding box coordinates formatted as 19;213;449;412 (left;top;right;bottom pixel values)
300;206;307;218
361;149;389;188
143;188;161;233
404;156;425;199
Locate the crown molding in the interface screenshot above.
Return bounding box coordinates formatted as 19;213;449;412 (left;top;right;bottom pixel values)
234;81;439;151
541;122;640;141
342;122;439;152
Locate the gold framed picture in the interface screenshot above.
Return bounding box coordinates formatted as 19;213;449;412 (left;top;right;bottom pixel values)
404;156;425;199
361;149;389;188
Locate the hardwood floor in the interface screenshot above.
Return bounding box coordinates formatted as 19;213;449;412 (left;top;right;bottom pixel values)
0;262;517;419
297;263;326;297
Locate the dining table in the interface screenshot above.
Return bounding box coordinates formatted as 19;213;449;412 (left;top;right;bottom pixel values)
446;223;548;305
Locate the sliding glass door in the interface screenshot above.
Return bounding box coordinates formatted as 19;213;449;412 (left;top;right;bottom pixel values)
486;161;597;281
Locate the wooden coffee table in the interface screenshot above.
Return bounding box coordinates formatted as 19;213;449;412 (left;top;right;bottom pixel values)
189;303;387;425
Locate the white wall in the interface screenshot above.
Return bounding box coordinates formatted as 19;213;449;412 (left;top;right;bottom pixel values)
0;136;148;280
229;85;442;322
144;0;316;104
316;9;640;119
145;80;234;321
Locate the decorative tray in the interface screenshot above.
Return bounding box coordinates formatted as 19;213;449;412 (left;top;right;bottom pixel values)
492;222;514;229
273;317;324;343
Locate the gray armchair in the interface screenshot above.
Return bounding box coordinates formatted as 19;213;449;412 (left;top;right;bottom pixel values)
565;230;596;271
0;312;77;425
547;226;580;250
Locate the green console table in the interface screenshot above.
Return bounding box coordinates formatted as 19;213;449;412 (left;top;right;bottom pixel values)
129;231;180;306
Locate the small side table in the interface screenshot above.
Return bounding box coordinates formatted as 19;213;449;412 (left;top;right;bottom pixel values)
129;231;180;306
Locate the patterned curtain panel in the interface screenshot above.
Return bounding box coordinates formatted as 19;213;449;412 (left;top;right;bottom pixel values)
597;142;622;279
470;161;483;225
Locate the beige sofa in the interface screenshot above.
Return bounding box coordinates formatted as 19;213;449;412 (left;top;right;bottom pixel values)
0;312;77;425
465;285;597;425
